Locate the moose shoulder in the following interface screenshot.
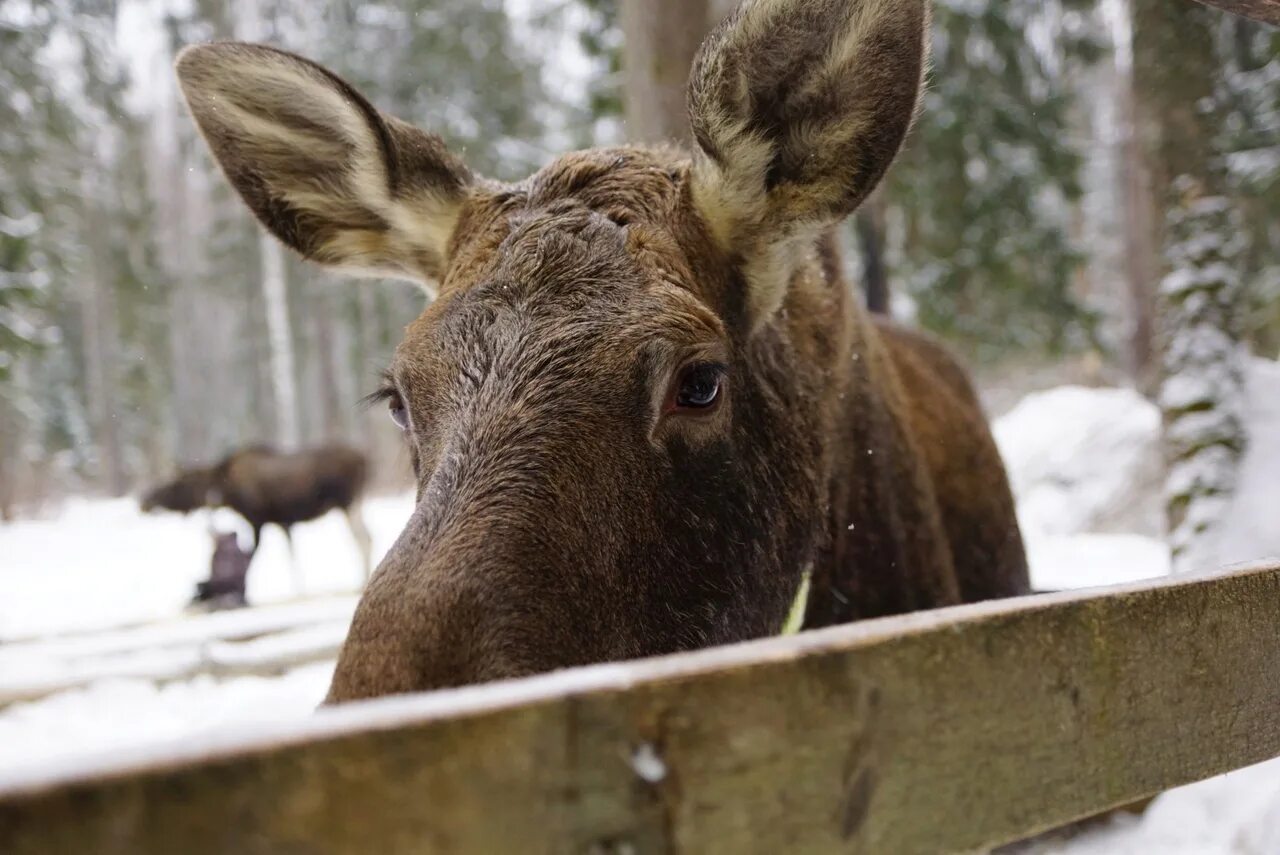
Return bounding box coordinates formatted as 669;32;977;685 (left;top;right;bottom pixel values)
174;0;1027;702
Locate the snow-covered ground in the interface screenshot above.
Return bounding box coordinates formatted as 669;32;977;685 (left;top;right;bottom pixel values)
1;363;1278;850
0;494;413;772
0;494;413;639
1019;757;1280;854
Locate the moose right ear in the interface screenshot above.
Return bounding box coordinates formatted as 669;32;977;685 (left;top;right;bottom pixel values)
176;43;473;290
688;0;928;325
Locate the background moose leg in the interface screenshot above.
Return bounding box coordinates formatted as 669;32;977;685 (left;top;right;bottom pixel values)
280;525;305;596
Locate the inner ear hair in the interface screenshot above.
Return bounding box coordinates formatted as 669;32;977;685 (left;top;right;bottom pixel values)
686;0;928;321
176;42;474;289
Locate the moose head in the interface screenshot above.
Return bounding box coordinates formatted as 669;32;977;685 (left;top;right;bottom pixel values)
176;0;1025;703
140;466;216;515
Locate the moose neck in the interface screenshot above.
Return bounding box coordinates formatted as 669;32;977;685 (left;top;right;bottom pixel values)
753;229;968;628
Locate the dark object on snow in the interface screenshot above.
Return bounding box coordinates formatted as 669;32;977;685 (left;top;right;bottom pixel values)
192;531;252;609
141;443;374;582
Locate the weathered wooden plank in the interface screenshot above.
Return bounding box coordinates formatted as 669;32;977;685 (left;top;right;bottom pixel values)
1191;0;1280;25
1;563;1278;855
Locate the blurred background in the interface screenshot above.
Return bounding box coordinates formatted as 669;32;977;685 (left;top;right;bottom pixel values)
1;0;1278;849
1;0;1277;514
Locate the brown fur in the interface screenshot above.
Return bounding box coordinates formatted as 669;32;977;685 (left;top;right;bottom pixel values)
142;444;371;559
174;0;1028;703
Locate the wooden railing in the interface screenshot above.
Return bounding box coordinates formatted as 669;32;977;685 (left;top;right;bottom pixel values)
1;562;1277;854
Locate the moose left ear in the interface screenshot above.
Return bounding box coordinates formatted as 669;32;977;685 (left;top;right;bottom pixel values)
176;42;474;291
688;0;928;323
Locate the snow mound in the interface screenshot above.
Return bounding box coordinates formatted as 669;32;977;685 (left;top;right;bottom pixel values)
1024;532;1170;592
1205;357;1280;569
1026;756;1280;855
994;386;1163;538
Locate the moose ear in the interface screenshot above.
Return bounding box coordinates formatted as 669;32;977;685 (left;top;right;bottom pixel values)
176;43;473;290
688;0;928;322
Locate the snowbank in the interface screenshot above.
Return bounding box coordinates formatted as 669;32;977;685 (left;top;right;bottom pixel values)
1024;756;1280;854
1024;532;1170;591
994;385;1164;538
1205;357;1280;569
994;358;1280;579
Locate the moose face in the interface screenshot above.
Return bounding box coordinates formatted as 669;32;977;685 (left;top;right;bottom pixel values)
326;155;830;697
140;467;215;514
175;0;928;699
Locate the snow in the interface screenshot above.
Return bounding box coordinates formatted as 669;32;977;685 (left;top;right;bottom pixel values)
0;493;413;775
0;664;335;774
1157;189;1248;574
1203;357;1280;569
1024;531;1170;591
2;368;1280;848
0;493;412;639
1159;262;1242;298
1020;757;1280;854
0;615;352;706
994;385;1164;538
1227;146;1280;186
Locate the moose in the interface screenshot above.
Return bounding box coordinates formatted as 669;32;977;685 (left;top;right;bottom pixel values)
142;443;375;589
174;0;1027;703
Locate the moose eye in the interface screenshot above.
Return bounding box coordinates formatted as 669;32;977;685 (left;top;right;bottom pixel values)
673;363;725;412
387;393;409;431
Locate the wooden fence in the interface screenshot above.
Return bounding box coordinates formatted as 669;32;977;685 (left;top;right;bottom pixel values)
0;562;1277;854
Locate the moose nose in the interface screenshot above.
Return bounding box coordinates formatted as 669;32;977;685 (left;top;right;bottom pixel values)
324;540;526;703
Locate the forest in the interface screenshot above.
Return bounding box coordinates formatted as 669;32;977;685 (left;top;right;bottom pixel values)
1;0;1277;576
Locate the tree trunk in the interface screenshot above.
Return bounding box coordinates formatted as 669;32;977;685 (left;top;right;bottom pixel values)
260;232;301;449
150;17;209;465
620;0;712;144
1117;54;1159;388
855;192;890;316
1132;0;1247;573
236;0;303;450
79;177;126;496
312;280;347;442
80;268;125;495
0;394;19;519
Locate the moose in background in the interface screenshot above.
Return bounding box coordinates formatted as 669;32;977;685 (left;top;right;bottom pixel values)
142;443;374;595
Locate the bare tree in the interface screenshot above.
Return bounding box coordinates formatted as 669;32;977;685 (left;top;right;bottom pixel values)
238;0;301;449
620;0;712;143
855;192;890;315
79;173;126;495
259;234;301;447
1115;10;1160;387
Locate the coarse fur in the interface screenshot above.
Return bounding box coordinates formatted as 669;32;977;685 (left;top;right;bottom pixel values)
173;0;1028;703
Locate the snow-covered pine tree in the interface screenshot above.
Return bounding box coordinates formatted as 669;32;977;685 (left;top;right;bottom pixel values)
1133;0;1248;572
1157;179;1246;572
1215;15;1280;357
